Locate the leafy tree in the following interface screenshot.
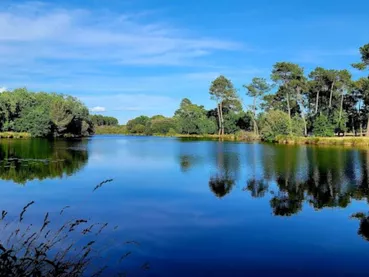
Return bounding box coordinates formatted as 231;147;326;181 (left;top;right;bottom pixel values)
259;110;291;141
14;107;51;137
355;78;369;136
209;75;238;135
244;77;271;135
271;62;305;131
313;114;335;137
0;89;93;137
308;68;340;114
174;99;216;135
50;99;74;135
147;117;177;135
126;116;150;134
352;43;369;73
90;115;119;126
336;70;352;131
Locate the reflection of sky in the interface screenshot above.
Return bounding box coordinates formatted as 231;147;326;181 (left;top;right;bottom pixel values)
1;137;369;276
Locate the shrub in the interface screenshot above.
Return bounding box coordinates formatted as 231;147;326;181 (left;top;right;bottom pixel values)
167;128;177;137
259;110;291;142
313;114;335;137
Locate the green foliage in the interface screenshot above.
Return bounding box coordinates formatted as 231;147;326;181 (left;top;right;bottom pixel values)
90;115;118;126
259;110;291;141
209;75;239;134
223;111;253;134
209;75;236;103
14;107;51;137
147;117;177;135
167;128;177;136
0;88;93;137
175;99;216;135
313;114;335;137
244;77;271;99
291;116;305;137
259;110;304;141
95;125;127;134
126;116;150;134
331;110;348;133
352;43;369;72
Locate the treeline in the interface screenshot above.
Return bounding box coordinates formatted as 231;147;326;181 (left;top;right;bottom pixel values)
124;101;253;136
124;43;369;141
0;88;93;137
90;115;118;126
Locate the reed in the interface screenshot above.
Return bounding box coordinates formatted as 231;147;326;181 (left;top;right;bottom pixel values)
0;179;146;276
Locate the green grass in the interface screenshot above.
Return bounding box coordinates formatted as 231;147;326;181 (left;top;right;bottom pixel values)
275;135;369;146
0;132;31;139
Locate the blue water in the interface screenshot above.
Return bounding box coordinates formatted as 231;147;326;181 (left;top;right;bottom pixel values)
1;135;369;276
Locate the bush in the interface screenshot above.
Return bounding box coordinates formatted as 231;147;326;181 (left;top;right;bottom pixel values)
148;117;177;135
291;116;305;137
313;114;335;137
259;110;291;142
167;128;177;136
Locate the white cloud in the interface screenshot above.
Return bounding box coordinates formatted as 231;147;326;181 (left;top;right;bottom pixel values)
294;48;358;64
90;106;106;112
0;2;240;68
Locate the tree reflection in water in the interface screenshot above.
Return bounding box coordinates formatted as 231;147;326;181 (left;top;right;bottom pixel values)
0;139;88;184
209;175;235;198
179;142;369;241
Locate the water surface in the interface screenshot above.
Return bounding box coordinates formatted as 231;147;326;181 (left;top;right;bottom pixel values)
1;136;369;276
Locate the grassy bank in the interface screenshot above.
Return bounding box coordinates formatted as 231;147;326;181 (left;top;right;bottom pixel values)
0;132;31;139
276;136;369;146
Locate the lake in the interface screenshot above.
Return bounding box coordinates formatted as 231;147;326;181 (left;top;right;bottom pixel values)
1;135;369;276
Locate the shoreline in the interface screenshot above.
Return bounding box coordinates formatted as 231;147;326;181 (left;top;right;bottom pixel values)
3;131;369;147
95;132;369;146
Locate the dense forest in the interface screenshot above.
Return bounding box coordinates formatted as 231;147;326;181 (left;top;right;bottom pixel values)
120;43;369;141
90;114;119;126
0;89;94;137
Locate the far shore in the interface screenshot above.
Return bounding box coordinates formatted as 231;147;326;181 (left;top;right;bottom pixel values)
3;131;369;147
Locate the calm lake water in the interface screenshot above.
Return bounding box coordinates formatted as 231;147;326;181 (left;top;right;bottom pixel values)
1;135;369;276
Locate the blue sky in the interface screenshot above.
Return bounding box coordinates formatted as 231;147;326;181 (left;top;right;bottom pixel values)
0;0;368;123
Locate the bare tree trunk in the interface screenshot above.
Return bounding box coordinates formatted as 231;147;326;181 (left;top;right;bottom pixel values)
315;91;319;114
329;81;335;109
302;114;307;137
216;102;221;135
366;117;369;137
339;90;344;127
359;101;362;137
253;96;258;135
220;101;224;136
286;91;292;134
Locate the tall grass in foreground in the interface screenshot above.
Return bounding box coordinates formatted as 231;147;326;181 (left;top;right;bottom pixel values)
0;179;146;276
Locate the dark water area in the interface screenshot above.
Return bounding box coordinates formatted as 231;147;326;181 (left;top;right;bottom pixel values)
1;135;369;276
